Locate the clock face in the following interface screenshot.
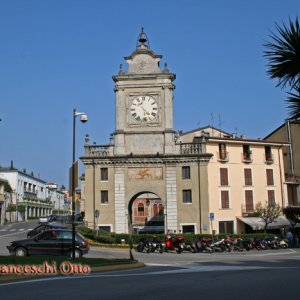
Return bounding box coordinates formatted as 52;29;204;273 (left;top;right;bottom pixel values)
130;95;158;122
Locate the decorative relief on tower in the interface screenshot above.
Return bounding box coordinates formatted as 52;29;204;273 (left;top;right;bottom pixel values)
128;167;163;180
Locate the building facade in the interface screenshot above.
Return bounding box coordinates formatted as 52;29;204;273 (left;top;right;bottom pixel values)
264;120;300;206
0;165;54;221
82;30;288;234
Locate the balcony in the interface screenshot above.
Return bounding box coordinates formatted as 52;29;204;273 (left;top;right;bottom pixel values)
85;145;113;157
23;188;38;196
242;152;252;163
180;143;204;155
264;154;274;164
241;204;256;217
217;151;229;162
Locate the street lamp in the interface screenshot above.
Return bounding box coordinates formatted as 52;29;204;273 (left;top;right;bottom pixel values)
71;108;87;259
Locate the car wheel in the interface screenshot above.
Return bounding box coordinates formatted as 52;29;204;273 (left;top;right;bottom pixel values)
15;247;27;257
68;249;82;258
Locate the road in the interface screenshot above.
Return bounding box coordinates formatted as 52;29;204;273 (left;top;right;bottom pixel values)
0;221;300;299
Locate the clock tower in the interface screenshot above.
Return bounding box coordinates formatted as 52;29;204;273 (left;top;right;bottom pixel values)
113;28;176;155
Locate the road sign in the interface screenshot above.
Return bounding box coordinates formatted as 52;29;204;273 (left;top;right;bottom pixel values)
209;212;214;221
94;210;100;218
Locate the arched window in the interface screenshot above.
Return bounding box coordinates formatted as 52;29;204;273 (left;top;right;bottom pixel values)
138;203;144;216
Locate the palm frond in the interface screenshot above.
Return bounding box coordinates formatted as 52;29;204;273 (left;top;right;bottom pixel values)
286;87;300;120
263;17;300;89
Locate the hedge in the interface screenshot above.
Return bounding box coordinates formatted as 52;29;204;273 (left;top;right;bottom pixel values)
76;226;282;245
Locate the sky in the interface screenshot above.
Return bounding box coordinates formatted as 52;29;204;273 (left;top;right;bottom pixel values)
0;0;299;187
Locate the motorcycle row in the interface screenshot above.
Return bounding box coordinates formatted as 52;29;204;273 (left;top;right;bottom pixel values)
135;234;289;254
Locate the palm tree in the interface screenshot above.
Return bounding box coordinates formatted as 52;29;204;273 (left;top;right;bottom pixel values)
264;17;300;120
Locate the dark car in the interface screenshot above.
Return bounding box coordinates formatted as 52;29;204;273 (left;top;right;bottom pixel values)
27;223;67;239
8;229;89;258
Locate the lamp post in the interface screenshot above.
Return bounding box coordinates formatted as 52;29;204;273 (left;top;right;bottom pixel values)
72;108;88;259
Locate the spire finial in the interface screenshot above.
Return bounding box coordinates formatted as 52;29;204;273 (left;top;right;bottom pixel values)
137;27;150;49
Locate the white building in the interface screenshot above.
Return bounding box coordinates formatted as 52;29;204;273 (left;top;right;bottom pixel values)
0;164;54;221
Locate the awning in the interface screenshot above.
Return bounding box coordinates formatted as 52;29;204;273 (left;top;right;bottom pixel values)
237;216;291;230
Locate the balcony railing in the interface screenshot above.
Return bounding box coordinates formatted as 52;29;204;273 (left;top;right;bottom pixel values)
264;154;274;164
242;152;252;163
23;188;38;195
217;151;229;162
85;145;113;157
241;204;256;216
180;143;203;155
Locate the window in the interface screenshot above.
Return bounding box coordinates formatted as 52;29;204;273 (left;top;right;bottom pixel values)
244;168;252;186
182;225;195;234
265;146;273;162
101;190;108;204
221;190;229;209
220;168;228;186
219;143;227;160
183;190;192;203
268;190;275;206
182;166;191;179
219;221;234;234
101;168;108;181
266;169;274;185
245;190;254;212
158;204;164;215
243;145;252;161
138;203;144;216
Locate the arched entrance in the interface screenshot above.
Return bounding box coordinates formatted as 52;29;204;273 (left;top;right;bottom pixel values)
129;192;165;234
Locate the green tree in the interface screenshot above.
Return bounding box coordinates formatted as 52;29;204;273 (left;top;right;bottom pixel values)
256;201;281;233
283;206;300;228
264;17;300;120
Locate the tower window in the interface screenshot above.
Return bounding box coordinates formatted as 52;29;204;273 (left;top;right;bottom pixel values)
101;168;108;181
183;190;192;203
182;166;191;179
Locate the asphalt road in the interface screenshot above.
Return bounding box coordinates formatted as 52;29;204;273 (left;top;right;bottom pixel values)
1;221;300;299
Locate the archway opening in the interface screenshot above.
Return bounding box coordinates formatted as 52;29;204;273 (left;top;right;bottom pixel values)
130;192;164;234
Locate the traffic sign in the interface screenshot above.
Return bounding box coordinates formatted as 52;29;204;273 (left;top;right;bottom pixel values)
209;212;214;221
94;210;100;218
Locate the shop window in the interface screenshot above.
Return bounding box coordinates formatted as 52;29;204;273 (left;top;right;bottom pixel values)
219;221;234;234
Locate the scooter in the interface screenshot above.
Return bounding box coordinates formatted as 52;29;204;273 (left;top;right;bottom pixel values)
164;234;185;254
136;237;151;253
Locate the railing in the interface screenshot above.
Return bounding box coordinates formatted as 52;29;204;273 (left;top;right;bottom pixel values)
180;143;203;155
85;145;113;157
217;151;229;162
241;204;256;216
242;152;252;163
23;188;38;195
264;153;274;164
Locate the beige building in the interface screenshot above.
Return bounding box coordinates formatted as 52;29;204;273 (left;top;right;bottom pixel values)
81;30;288;234
265;120;300;206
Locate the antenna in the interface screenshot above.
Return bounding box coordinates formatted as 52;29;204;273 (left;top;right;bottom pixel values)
218;113;225;137
210;113;214;136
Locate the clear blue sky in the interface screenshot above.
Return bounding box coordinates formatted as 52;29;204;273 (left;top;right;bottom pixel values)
0;0;298;187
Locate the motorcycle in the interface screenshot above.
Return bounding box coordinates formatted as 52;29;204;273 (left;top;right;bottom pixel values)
149;236;164;253
164;234;186;254
194;237;213;253
135;237;151;253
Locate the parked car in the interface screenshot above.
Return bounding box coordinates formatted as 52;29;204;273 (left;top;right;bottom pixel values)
27;223;67;239
7;229;89;258
38;215;57;224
